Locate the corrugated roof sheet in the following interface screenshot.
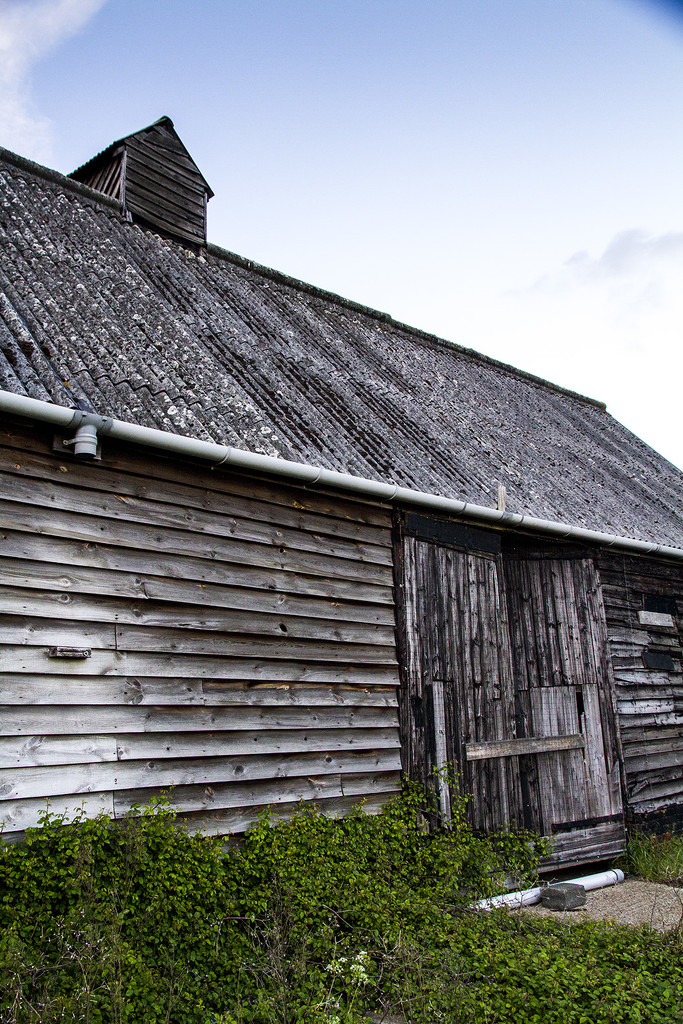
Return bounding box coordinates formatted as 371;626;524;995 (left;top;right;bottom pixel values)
0;145;681;546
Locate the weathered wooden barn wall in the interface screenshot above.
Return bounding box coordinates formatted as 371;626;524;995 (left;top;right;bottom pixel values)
597;552;683;829
394;513;625;867
0;418;401;838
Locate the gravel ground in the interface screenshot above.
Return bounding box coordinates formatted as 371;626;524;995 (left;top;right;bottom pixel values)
522;878;683;931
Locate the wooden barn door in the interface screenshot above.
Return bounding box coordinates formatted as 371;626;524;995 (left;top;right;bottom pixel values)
398;517;524;832
504;553;624;864
396;514;624;866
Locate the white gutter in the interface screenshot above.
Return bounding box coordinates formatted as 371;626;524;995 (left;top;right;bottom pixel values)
475;868;625;911
1;390;682;562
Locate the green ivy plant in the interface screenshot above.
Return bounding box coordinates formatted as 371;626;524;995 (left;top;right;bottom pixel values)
0;784;681;1023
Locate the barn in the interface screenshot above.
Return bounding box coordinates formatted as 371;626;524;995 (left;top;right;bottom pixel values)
0;118;681;867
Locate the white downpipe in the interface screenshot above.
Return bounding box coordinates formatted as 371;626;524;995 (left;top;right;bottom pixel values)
1;390;681;562
475;868;625;910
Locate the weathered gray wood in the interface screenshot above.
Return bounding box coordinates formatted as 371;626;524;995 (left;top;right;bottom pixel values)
0;617;116;649
0;791;114;833
0;748;403;800
466;734;585;760
0;675;399;707
172;792;393;837
0;499;393;586
597;551;683;821
0;444;392;545
0;530;394;605
431;677;451;821
112;625;397;663
115;727;399;762
505;553;622;833
113;770;401;818
0;473;393;567
639;610;676;628
0;424;402;839
541;821;626;868
395;529;522;833
0;646;401;682
0;560;395;624
0;702;399;736
0;735;117;768
0;588;396;645
0;727;398;768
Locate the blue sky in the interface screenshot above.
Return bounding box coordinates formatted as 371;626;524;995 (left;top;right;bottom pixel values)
1;0;682;469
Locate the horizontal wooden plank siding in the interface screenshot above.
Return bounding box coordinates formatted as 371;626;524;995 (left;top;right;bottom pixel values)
0;420;401;835
597;552;683;826
125;131;209;246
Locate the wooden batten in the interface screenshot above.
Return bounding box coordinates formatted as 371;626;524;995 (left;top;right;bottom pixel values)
0;419;400;837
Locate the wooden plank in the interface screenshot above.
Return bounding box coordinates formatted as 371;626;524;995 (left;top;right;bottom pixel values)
619;712;683;729
530;686;587;831
112;625;397;663
114;770;401;818
0;748;403;800
100;451;392;527
0;727;398;768
546;821;626;854
431;678;450;821
581;681;619;818
0;424;392;529
0;531;394;605
115;727;399;761
622;730;683;755
173;792;393;837
0;588;396;646
126;186;205;235
0;735;117;768
0;702;399;735
0;562;396;625
466;734;585;760
0;446;392;546
0;791;114;833
0;646;401;682
127;140;207;192
0;504;393;588
0;676;399;707
0;473;394;569
624;749;683;772
0;617;115;649
598;550;683;817
541;821;626;867
125;160;206;218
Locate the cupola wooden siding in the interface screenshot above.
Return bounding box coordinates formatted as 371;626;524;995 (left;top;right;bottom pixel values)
69;117;213;248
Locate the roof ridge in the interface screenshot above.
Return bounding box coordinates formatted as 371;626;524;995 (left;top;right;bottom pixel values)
0;145;606;412
205;242;607;411
0;145;123;212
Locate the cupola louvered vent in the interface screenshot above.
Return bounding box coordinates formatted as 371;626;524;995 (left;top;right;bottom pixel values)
69;116;213;248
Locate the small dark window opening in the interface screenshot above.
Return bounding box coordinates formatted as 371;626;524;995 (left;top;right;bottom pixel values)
643;649;678;672
643;594;678;616
575;688;585;730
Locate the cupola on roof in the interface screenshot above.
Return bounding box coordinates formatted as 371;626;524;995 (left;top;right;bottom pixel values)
69;116;213;248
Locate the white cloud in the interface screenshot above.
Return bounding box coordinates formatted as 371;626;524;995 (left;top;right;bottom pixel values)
0;0;106;160
460;230;683;469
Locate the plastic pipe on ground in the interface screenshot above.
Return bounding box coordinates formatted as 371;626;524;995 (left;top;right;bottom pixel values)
474;868;625;911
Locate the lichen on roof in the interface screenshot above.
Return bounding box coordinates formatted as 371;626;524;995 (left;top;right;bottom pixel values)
0;143;682;547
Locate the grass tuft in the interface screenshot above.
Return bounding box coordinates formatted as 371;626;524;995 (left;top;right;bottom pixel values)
627;831;683;886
